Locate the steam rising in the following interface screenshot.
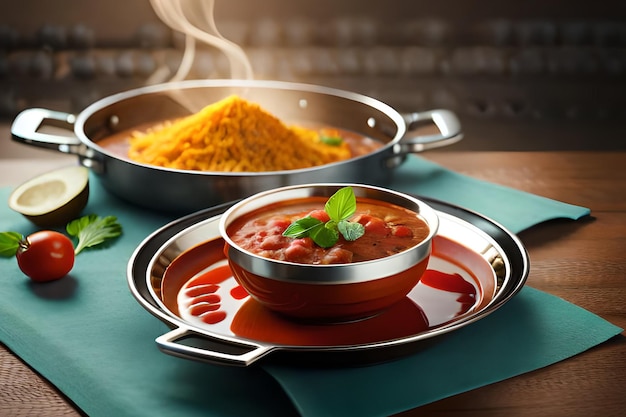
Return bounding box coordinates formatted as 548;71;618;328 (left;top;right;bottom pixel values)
149;0;253;82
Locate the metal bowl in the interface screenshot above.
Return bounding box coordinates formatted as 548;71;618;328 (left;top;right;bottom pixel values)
219;183;439;322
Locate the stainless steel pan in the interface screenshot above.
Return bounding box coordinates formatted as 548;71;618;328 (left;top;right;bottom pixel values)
11;79;462;213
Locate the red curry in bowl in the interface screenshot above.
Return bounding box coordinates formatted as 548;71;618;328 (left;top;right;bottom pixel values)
226;198;430;265
219;184;439;322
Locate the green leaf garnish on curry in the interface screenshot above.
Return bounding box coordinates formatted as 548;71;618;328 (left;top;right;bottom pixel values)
283;187;365;248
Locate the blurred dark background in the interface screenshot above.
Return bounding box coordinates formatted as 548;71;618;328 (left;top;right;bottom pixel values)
1;0;625;152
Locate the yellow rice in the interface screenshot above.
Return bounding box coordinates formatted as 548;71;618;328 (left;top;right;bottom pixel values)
127;95;351;172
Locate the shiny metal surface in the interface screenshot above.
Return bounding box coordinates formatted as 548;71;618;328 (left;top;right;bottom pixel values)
11;79;462;214
127;197;529;366
219;183;438;283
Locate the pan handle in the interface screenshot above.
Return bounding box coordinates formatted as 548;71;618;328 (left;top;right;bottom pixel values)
156;326;275;367
400;109;463;152
11;108;85;154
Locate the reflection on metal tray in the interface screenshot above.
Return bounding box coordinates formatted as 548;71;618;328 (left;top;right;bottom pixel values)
127;197;529;366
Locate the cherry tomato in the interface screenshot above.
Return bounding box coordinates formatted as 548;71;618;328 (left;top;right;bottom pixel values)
16;231;75;282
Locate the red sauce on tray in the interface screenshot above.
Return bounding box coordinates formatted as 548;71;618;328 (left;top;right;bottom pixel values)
175;262;477;346
226;197;430;264
179;264;245;325
160;234;488;348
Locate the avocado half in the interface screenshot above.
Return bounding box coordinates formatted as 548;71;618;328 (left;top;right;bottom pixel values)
8;165;90;227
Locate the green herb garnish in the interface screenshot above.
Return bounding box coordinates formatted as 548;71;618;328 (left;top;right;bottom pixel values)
66;214;123;255
282;187;365;248
0;231;23;257
320;134;343;146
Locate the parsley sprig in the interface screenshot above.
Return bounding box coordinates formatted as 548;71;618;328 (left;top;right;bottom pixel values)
66;214;123;255
282;187;365;248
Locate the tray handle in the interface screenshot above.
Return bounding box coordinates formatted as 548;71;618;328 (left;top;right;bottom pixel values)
156;327;274;367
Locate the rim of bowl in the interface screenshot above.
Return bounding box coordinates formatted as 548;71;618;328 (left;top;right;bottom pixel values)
219;183;439;284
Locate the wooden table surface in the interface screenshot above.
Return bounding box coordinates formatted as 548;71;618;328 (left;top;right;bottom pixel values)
1;151;625;417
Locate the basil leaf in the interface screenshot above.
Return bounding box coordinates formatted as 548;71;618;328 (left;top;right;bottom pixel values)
281;187;365;250
310;224;339;248
325;186;356;223
0;231;23;257
282;217;323;238
338;220;365;241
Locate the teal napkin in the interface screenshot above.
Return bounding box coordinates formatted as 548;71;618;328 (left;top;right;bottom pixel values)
267;286;622;417
393;156;588;234
0;155;620;417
